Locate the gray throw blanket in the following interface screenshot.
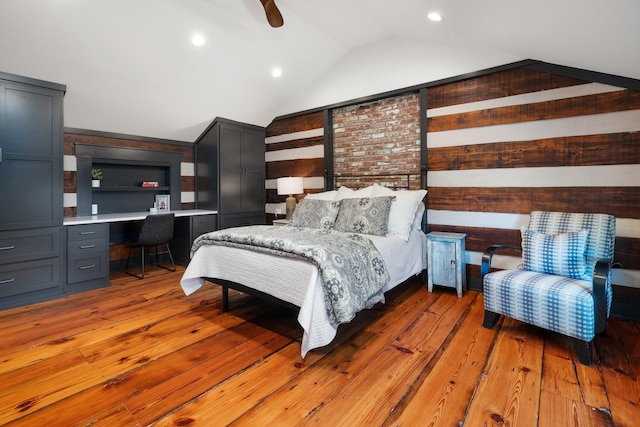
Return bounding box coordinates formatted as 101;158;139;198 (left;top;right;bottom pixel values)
191;225;390;324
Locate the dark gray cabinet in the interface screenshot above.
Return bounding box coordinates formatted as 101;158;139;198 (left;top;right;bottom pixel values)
173;213;218;265
0;72;65;309
65;223;109;293
196;118;266;228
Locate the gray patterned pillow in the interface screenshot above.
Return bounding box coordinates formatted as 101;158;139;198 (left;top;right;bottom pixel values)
289;199;342;229
333;196;396;236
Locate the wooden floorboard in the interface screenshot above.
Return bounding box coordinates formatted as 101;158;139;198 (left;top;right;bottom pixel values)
0;266;638;426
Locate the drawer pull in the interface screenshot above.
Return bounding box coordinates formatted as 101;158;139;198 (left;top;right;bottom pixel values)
80;245;96;249
0;278;15;284
0;245;16;251
79;231;96;235
78;264;96;270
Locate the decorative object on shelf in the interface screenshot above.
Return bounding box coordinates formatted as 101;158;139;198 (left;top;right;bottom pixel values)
142;181;159;188
277;177;304;220
155;194;170;212
91;169;103;187
91;204;98;215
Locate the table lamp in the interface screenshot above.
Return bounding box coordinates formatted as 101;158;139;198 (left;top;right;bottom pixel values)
277;177;304;219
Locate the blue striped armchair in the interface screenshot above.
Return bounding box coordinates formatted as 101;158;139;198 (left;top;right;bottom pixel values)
481;211;616;366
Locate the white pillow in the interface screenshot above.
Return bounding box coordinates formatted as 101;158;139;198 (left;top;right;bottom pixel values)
372;184;427;241
304;190;338;201
334;185;374;200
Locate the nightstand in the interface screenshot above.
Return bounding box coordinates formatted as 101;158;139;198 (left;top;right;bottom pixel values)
272;219;289;226
426;231;466;297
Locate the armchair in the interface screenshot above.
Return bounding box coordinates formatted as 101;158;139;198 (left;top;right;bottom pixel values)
481;211;616;366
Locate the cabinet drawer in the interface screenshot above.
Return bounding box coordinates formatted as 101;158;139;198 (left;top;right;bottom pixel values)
67;223;108;242
192;214;217;238
0;228;60;264
0;258;61;298
67;253;109;284
67;237;108;256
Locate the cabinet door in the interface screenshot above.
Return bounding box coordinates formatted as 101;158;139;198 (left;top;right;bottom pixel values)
0;81;63;230
431;240;458;287
241;127;265;213
219;124;243;213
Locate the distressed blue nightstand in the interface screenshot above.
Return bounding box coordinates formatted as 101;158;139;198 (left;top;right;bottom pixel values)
426;231;466;297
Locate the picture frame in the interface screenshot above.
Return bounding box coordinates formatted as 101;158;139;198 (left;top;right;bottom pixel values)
155;194;170;212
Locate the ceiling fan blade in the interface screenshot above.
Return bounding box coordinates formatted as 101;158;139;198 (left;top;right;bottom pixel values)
260;0;284;28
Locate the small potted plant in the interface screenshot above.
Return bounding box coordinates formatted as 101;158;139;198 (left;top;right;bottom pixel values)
91;169;103;187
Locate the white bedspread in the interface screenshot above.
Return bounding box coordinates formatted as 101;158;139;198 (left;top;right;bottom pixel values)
180;228;426;357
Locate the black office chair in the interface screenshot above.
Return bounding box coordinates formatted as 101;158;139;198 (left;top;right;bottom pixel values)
125;213;176;279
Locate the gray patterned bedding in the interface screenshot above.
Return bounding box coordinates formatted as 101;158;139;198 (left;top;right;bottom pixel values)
190;225;390;324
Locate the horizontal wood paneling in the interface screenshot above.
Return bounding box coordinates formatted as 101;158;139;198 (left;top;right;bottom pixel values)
428;187;640;219
64;133;193;161
181;176;194;192
265;114;326;213
266;112;324;137
266;158;324;182
428;89;640;132
426;66;640;287
427;68;587;109
427;132;640;171
266;135;324;151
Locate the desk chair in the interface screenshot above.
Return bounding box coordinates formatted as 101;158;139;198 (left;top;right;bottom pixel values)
125;213;176;279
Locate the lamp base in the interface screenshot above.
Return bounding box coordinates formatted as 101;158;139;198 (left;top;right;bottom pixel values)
285;195;297;219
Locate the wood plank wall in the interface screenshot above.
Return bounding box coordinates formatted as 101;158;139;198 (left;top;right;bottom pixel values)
265;66;640;291
426;67;640;290
264;112;325;221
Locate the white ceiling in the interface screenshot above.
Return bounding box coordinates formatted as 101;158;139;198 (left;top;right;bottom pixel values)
1;0;639;142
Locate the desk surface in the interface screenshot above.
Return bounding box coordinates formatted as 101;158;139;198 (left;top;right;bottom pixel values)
63;209;218;226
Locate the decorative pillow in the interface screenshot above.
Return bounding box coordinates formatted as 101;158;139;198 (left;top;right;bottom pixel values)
521;227;590;280
372;184;427;241
289;199;342;229
333;196;396;236
304;190;338;201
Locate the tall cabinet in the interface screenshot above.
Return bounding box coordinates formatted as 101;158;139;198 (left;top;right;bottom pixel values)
0;72;65;309
196;117;266;229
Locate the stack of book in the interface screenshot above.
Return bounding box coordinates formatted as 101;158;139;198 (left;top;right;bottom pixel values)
142;181;159;188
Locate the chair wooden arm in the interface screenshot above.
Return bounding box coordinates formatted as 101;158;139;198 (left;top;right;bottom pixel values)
593;259;612;334
480;245;522;278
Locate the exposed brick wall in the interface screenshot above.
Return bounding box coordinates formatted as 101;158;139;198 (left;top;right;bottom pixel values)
332;93;422;189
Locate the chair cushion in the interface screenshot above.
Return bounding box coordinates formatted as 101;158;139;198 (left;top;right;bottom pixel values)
521;227;589;280
528;211;616;280
483;269;602;341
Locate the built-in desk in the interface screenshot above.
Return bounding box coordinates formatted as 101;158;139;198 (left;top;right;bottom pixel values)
63;209;217;226
63;210;217;293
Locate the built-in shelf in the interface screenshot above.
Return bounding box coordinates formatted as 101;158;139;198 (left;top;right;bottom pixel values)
75;144;181;216
92;186;171;192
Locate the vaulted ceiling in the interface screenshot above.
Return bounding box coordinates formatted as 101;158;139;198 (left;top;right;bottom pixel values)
2;0;638;142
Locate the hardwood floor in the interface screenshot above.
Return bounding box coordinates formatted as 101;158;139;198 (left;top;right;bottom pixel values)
1;266;638;426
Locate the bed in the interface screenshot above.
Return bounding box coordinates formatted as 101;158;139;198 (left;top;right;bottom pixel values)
180;180;428;357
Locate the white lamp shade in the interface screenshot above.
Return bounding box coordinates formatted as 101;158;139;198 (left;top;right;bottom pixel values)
277;177;304;195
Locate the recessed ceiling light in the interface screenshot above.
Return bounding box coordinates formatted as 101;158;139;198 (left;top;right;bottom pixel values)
427;12;442;22
271;67;283;78
191;34;206;47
